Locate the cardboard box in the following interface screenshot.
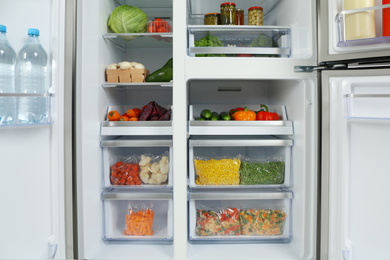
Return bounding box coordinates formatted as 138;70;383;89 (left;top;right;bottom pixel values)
106;68;150;83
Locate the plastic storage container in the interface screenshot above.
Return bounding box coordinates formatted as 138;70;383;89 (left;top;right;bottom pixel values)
0;25;16;125
220;2;236;25
102;192;173;242
189;136;293;189
101;138;173;190
248;6;264;25
16;28;49;124
188;191;292;242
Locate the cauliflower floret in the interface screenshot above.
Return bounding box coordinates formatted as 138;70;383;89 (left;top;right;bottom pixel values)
107;63;118;70
159;156;169;175
154;173;168;184
140;165;151;175
148;174;158;184
139;155;152;167
140;172;150;184
150;162;161;174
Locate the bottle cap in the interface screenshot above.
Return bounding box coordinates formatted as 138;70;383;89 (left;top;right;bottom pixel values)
28;28;40;36
0;25;7;33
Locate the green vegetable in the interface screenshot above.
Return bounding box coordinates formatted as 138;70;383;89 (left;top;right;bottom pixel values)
162;58;173;68
108;5;148;35
196;117;205;121
145;67;173;82
201;109;212;119
220;112;231;120
240;161;285;185
195;35;226;57
250;34;279;57
211;112;220;120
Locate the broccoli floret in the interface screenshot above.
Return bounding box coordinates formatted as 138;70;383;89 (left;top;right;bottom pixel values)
250;34;279;57
195;35;226;57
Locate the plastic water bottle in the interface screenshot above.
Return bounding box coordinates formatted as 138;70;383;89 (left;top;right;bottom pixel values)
0;25;17;125
17;28;48;124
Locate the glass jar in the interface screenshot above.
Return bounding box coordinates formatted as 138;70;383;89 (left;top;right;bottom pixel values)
220;2;236;25
236;9;244;25
204;13;221;25
248;6;263;25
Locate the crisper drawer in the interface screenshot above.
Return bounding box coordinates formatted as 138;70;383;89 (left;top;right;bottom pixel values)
102;192;173;242
188;191;292;243
189;104;293;135
345;94;390;119
189;137;292;189
101;138;172;190
101;104;172;136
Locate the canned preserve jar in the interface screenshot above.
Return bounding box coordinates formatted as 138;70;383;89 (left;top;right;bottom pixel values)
248;6;263;25
220;2;236;25
236;9;244;25
204;13;221;25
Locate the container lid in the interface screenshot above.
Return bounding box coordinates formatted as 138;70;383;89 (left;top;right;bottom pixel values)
248;6;263;10
236;8;244;12
221;2;236;7
204;12;221;17
28;28;40;36
0;25;6;33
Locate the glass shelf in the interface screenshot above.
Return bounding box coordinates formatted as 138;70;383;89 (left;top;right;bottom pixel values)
102;33;173;49
102;82;173;89
187;25;291;57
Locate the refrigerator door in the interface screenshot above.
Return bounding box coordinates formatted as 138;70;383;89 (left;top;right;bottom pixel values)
318;0;390;64
0;0;71;259
321;69;390;260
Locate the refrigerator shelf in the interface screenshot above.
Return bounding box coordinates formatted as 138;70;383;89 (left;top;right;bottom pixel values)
336;4;390;47
189;137;292;189
102;82;173;89
187;25;291;57
102;192;173;242
101;139;173;189
0;93;55;128
102;33;172;49
188;191;292;243
189;104;293;135
345;94;390;120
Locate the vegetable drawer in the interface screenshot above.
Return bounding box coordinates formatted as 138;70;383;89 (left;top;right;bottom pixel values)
101;138;173;190
102;192;173;242
189;137;293;189
188;191;292;243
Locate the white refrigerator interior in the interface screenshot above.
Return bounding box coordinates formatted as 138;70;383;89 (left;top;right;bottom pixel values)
0;0;67;259
322;70;390;260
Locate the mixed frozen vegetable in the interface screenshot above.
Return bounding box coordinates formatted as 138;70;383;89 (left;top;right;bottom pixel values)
240;209;286;236
196;208;240;236
194;157;241;185
240;161;285;185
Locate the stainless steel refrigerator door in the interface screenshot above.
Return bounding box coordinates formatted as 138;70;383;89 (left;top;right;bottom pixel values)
321;68;390;260
318;0;390;64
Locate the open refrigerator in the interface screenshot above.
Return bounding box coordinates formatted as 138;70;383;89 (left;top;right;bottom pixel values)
0;0;389;259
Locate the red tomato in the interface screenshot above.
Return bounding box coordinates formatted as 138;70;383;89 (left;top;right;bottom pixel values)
157;27;167;33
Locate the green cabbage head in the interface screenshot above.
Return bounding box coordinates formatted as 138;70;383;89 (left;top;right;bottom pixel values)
108;5;148;34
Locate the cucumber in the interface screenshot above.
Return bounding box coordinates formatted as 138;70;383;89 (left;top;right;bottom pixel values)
145;67;173;82
162;58;173;68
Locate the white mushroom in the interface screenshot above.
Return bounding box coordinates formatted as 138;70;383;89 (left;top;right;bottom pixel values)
118;61;132;69
107;63;118;70
134;63;145;69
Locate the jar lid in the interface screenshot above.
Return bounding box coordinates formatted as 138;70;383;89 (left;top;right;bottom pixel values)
248;6;263;10
221;2;236;7
236;8;244;12
204;12;221;17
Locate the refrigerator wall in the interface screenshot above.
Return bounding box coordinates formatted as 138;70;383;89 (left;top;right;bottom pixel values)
0;0;68;259
321;69;390;260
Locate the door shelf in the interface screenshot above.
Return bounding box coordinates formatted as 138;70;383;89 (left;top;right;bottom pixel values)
336;4;390;47
188;25;290;57
345;94;390;120
102;191;173;243
101;139;173;190
189;137;292;189
102;33;173;49
101;105;172;136
0;93;55;128
189;105;293;135
188;191;292;243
